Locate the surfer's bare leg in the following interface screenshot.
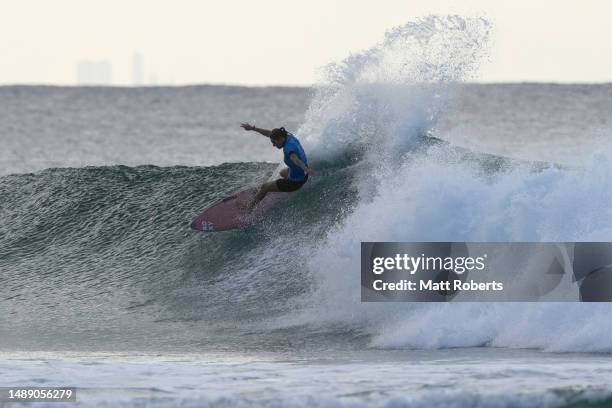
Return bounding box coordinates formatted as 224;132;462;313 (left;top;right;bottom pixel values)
248;181;280;210
279;167;289;179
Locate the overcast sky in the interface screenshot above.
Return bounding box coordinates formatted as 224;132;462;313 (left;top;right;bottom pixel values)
1;0;611;86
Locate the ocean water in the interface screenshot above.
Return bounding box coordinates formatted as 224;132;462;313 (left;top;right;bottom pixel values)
3;15;612;407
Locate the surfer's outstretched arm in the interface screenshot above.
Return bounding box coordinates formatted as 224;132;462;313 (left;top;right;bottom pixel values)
241;123;271;137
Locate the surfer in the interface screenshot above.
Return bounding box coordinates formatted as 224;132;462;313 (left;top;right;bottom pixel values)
240;123;314;209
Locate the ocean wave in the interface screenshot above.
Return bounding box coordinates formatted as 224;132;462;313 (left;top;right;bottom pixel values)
4;16;612;355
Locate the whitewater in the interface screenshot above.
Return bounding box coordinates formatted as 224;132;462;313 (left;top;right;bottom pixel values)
3;15;612;407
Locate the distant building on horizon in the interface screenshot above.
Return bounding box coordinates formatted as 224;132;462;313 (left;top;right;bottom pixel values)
76;60;112;85
132;53;144;86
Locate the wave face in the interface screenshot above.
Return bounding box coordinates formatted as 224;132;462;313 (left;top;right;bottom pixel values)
3;16;612;354
0;161;371;351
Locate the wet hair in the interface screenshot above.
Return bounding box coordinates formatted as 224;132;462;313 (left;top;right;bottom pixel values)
270;127;288;140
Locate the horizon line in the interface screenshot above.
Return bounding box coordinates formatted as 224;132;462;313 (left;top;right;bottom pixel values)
2;80;612;88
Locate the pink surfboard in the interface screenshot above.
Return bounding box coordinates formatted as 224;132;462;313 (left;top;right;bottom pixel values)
191;186;288;232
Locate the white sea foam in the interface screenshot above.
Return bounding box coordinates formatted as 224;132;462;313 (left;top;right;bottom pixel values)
291;16;612;353
3;351;612;408
299;16;491;165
